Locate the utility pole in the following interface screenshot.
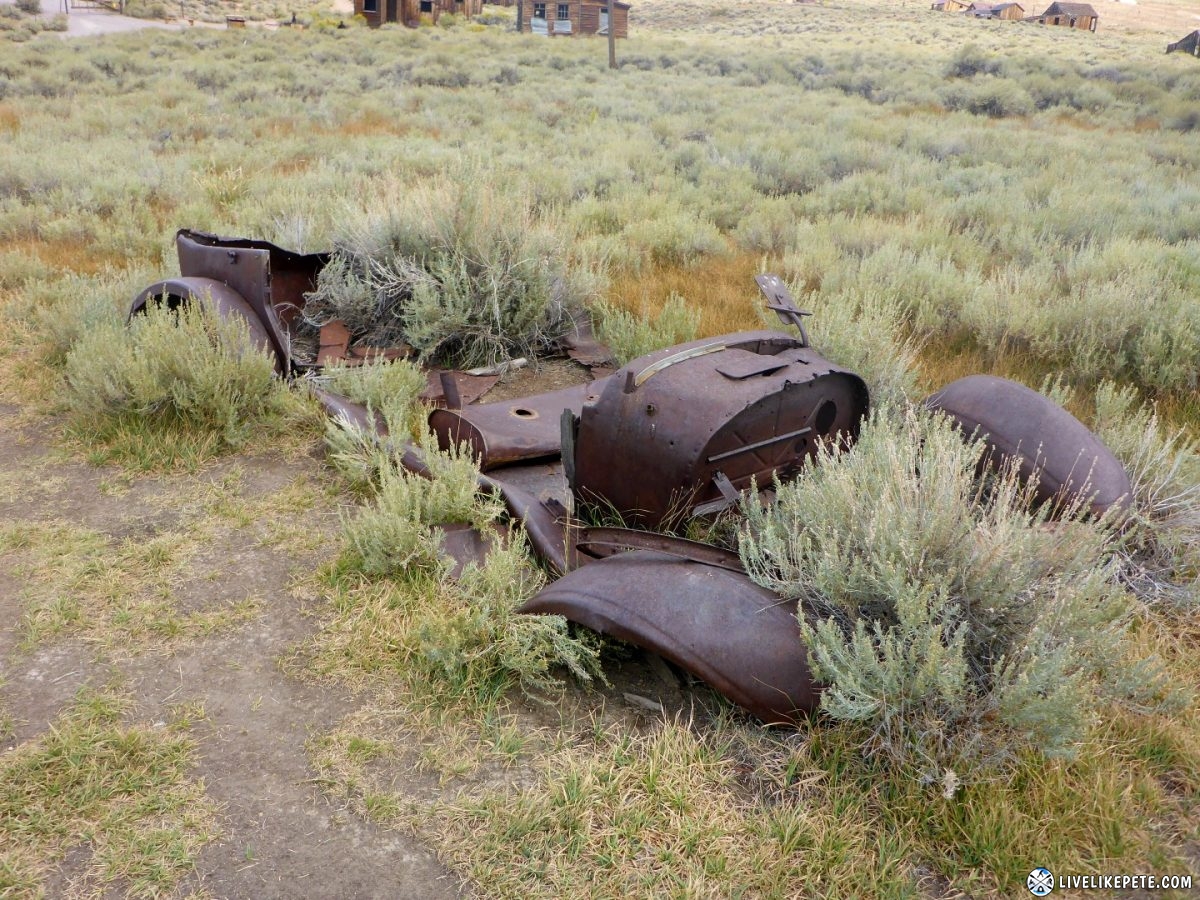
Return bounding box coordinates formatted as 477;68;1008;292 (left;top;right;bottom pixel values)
606;0;615;69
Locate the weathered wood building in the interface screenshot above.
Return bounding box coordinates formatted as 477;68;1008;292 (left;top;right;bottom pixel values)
1032;2;1098;31
1167;30;1200;56
971;2;1024;19
931;0;971;11
991;3;1025;19
521;0;630;37
355;0;481;27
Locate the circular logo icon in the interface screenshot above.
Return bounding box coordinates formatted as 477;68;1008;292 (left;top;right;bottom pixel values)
1027;867;1054;896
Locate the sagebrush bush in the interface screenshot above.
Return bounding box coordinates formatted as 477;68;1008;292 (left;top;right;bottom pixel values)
333;425;602;696
1089;382;1200;609
304;172;602;367
738;407;1167;774
593;292;700;365
64;302;284;450
800;285;920;408
341;435;493;578
321;357;427;437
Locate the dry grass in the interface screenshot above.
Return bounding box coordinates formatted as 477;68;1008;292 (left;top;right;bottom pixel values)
605;251;776;338
0;689;218;898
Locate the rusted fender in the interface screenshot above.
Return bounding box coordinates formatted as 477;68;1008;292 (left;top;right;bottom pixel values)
925;375;1132;517
429;380;610;470
573;526;744;572
129;277;284;374
519;551;819;725
479;473;576;576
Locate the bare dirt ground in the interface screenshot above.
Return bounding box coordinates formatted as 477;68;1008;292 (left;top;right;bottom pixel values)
1096;0;1200;38
0;402;464;898
0;0;182;36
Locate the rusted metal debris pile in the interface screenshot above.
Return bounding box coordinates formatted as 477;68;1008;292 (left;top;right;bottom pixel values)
132;229;1132;725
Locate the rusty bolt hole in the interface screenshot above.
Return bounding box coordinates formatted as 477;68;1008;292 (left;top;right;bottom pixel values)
511;407;538;419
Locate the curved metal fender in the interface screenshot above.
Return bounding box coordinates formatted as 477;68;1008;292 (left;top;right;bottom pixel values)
519;551;819;725
925;374;1132;518
129;277;284;374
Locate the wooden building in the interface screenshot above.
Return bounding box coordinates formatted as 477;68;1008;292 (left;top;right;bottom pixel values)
1167;30;1200;56
521;0;630;37
1032;2;1098;31
356;0;481;27
931;0;971;11
984;2;1024;19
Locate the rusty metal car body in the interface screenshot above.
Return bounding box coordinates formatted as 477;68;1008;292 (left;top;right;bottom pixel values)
131;230;328;374
569;331;868;528
131;229;1131;727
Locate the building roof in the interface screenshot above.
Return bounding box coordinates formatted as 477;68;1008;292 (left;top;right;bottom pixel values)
1042;2;1098;16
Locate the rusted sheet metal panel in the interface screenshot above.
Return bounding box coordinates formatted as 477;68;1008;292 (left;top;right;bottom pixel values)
175;230;326;372
130;277;284;373
429;379;611;471
317;321;352;365
434;522;506;580
478;474;576;575
560;312;615;369
519;551;819;724
573;526;744;572
925;374;1132;517
419;370;502;409
571;331;868;528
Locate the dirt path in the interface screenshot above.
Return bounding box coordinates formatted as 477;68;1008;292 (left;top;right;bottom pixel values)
0;404;463;898
0;0;182;36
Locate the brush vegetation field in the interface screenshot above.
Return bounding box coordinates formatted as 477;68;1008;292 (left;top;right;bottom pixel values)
1;0;1198;896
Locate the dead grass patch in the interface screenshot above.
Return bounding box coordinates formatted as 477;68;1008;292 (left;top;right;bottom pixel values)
0;238;117;277
604;251;778;339
0;104;19;134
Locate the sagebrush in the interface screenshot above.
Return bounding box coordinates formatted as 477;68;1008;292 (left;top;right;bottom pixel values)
64;301;286;452
739;407;1175;774
304;173;602;367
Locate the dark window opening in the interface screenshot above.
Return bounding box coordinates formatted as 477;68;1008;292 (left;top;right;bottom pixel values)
363;0;378;11
420;0;432;10
557;2;568;18
532;2;545;16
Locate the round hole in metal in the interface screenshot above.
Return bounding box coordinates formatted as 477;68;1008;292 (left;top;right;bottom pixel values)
813;400;837;435
511;407;538;419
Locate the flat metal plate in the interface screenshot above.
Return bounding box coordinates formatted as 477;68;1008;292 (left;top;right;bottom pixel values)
715;349;790;380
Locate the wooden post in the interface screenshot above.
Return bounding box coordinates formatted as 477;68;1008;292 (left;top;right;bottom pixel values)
607;0;616;69
516;0;523;32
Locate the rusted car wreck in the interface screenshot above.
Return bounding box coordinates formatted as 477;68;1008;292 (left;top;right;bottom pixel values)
132;229;1132;725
